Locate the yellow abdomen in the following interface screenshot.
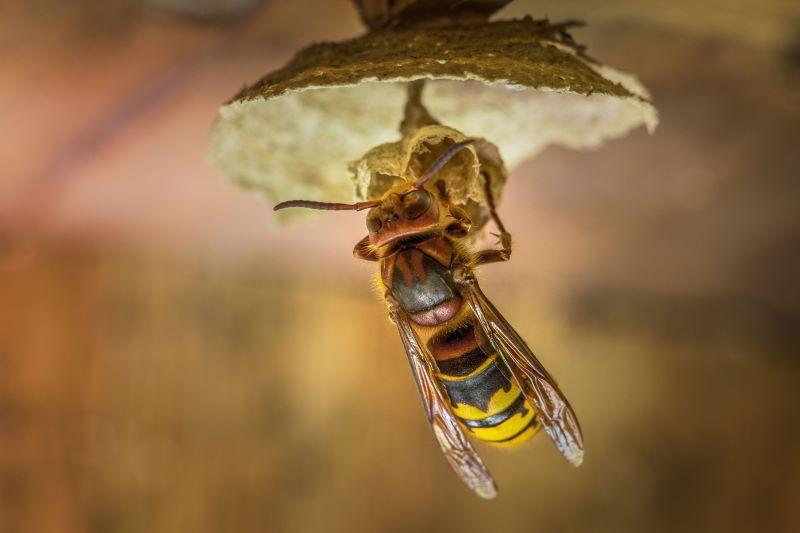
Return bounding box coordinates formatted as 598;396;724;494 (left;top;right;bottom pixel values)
437;350;540;447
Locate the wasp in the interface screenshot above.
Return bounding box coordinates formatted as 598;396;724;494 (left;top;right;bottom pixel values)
275;140;584;498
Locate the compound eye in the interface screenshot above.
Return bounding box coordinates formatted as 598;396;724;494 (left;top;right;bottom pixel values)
366;213;382;234
402;189;432;220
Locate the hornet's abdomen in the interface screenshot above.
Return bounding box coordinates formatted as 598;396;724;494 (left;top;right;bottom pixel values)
432;324;539;446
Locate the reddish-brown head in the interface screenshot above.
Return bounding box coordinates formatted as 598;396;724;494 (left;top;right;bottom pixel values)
273;139;475;250
364;185;440;248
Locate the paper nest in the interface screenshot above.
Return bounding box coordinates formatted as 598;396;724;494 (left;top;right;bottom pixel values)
208;18;658;220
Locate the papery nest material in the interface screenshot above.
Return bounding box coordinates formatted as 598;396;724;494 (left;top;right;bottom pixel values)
209;17;658;222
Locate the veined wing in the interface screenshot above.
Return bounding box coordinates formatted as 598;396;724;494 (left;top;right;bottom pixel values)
458;271;585;466
388;301;498;499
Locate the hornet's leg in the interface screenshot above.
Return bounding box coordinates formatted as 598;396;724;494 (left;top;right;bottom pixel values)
475;171;512;265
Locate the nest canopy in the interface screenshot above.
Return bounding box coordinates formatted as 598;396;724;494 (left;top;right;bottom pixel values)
209;18;658;204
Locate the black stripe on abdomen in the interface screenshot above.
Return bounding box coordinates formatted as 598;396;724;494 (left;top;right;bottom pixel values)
441;356;514;413
435;347;487;377
489;415;538;443
460;394;527;428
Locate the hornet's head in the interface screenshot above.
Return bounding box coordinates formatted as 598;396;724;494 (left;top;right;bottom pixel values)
274;140;475;250
363;183;440;248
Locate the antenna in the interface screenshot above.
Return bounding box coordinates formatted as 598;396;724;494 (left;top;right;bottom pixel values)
414;139;476;189
273;199;381;212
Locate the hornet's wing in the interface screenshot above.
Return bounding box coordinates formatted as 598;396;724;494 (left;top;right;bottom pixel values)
458;272;584;466
388;301;497;499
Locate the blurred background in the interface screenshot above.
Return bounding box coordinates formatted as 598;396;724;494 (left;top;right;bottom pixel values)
1;1;799;532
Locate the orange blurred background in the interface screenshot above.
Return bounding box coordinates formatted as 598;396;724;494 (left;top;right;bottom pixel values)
1;1;799;532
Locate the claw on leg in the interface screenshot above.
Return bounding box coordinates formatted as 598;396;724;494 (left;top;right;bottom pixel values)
476;230;512;265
